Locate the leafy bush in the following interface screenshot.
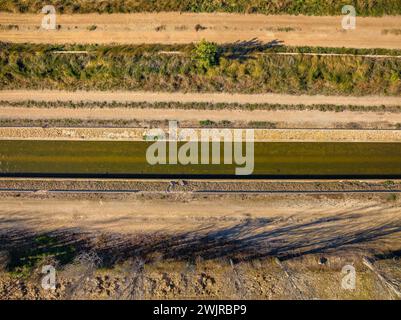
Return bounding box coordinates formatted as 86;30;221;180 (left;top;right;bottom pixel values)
192;40;219;71
199;119;216;127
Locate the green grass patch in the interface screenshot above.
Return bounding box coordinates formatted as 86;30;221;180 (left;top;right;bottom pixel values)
8;235;76;278
199;119;216;127
387;193;398;201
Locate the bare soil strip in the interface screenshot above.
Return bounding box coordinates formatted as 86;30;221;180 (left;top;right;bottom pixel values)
1;254;395;300
2;90;401;106
1;13;401;49
1;107;401;129
0;193;399;256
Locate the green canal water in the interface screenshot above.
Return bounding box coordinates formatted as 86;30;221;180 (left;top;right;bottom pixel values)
0;140;401;178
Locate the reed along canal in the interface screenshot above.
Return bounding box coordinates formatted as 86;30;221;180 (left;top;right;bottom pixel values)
0;140;401;179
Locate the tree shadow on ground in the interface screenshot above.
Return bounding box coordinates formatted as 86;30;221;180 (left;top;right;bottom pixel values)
1;207;400;270
374;249;401;260
219;38;284;61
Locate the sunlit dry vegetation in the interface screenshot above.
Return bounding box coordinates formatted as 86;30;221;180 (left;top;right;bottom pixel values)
1;0;400;16
1;100;400;113
1;42;400;95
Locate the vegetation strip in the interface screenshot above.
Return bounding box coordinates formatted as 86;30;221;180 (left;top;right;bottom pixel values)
1;118;401;131
1;0;401;16
4;42;401;57
260;52;401;59
1;100;401;112
1;43;400;96
1;90;401;107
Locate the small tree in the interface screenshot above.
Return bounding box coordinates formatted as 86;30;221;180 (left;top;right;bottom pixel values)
192;39;219;71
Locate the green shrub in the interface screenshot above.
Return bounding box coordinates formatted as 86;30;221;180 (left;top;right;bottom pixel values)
199;119;216;127
192;40;219;71
387;194;398;201
383;180;395;187
219;120;232;127
87;25;97;31
249;121;277;128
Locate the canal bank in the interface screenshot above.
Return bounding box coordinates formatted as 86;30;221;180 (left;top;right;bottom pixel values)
0;127;401;142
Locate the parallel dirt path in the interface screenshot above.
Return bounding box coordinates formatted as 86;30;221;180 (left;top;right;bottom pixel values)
2;107;401;128
1;90;401;128
1;13;401;48
2;90;401;106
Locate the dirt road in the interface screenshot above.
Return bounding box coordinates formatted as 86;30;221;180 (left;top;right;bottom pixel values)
0;193;400;256
2;90;401;106
1;106;401;129
2;90;401;128
1;13;401;48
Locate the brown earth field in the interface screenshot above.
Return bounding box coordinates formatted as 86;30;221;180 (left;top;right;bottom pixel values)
0;192;400;299
1;13;401;49
1;254;400;300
